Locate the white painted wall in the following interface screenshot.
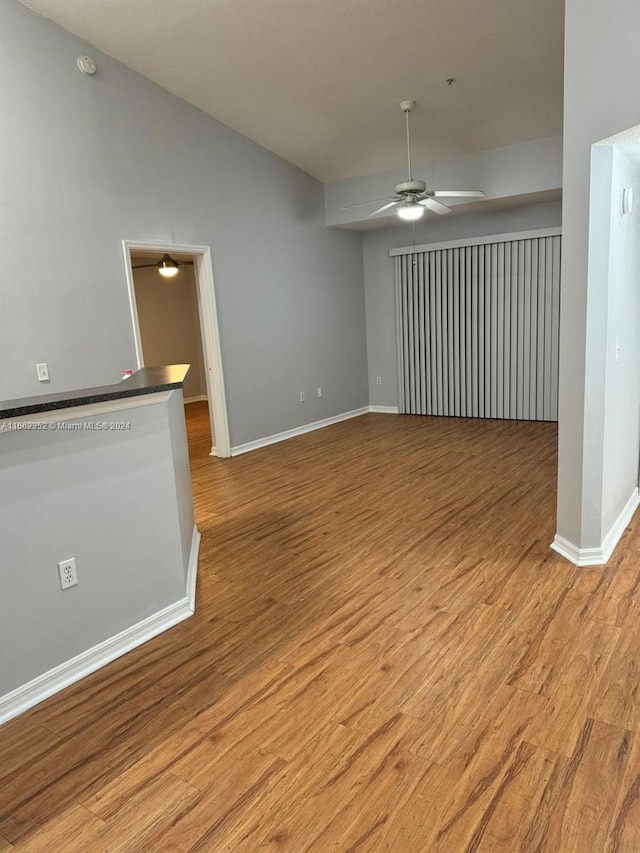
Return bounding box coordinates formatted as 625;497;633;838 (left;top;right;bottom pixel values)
363;201;562;408
598;144;640;540
0;0;368;447
133;264;207;401
325;136;563;229
556;0;640;552
0;390;195;703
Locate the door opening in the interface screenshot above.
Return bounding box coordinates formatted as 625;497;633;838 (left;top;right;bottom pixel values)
122;241;231;458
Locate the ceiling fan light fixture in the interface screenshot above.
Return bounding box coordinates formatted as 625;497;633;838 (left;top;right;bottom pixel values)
341;101;485;223
157;253;180;277
397;202;424;221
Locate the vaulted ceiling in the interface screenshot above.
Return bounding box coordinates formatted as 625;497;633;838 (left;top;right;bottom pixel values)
21;0;564;182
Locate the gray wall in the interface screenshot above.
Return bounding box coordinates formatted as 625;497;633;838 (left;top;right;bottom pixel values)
0;391;194;697
0;0;368;447
133;264;207;401
363;201;563;408
557;0;640;549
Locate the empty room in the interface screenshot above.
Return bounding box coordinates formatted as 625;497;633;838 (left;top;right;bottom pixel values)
1;0;640;850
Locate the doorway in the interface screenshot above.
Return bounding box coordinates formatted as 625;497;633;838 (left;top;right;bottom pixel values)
122;241;231;458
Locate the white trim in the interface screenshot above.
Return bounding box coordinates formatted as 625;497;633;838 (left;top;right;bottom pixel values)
195;249;231;458
600;488;640;560
186;526;200;611
0;391;172;431
550;535;592;566
0;599;191;725
122;241;231;458
0;524;201;726
231;407;369;455
389;227;563;257
369;405;400;414
123;244;145;369
551;488;640;566
209;447;218;457
184;395;209;404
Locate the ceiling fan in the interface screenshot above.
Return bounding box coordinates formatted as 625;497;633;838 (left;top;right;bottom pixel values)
345;100;485;221
132;253;193;278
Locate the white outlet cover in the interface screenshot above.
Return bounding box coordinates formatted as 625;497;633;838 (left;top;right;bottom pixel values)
58;557;78;589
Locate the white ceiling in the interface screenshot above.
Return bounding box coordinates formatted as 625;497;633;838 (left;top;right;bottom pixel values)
22;0;564;182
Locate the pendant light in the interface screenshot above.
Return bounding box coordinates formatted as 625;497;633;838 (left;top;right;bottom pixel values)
157;253;180;277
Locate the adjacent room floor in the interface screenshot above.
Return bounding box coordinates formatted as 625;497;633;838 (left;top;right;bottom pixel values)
1;403;639;851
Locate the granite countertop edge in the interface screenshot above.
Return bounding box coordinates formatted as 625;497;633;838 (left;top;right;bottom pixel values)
0;365;191;420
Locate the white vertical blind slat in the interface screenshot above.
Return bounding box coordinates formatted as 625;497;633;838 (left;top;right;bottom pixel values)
536;239;546;421
471;246;479;418
428;252;437;415
550;236;561;422
490;242;499;419
403;255;411;413
435;251;444;415
464;247;473;417
496;242;505;420
478;245;485;418
509;242;519;419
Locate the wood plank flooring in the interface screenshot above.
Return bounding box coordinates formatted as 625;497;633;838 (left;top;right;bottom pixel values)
2;402;640;851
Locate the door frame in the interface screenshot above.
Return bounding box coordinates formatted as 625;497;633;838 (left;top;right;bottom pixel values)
122;240;231;458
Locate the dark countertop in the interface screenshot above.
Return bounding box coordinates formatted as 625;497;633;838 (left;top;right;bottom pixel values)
0;365;191;419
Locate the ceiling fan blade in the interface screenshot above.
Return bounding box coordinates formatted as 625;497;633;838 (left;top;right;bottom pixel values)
431;190;486;198
342;197;396;210
419;198;452;215
368;200;401;218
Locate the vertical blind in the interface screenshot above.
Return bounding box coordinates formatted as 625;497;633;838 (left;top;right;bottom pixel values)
394;233;561;421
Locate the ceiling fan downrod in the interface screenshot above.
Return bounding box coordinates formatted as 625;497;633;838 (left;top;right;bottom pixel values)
400;99;416;181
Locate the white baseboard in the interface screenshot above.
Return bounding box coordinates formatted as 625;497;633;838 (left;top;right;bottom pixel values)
369;405;399;414
0;525;201;726
231;407;370;456
209;447;218;457
551;487;640;566
184;395;208;404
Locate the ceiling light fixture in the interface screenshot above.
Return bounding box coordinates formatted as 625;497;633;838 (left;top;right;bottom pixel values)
157;253;180;277
397;201;424;221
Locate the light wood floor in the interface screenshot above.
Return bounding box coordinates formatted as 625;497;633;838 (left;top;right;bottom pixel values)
2;403;640;852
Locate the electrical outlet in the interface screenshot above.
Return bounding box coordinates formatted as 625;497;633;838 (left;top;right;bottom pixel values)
317;387;322;398
299;391;305;402
376;376;382;385
37;363;50;382
58;558;78;590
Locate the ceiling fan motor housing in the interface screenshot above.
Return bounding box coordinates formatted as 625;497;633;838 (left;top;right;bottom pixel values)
395;180;426;196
